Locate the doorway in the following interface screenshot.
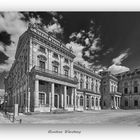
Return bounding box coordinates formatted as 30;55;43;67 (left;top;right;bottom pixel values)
54;94;59;108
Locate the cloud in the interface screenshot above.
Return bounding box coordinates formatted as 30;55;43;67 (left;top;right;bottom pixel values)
103;48;113;56
0;12;28;72
43;17;63;34
108;49;130;74
29;15;42;24
69;19;102;65
91;65;107;74
66;42;89;67
112;49;129;65
0;12;63;72
108;64;129;75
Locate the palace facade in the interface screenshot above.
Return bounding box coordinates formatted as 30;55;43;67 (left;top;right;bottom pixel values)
116;69;140;109
5;23;101;113
100;71;122;109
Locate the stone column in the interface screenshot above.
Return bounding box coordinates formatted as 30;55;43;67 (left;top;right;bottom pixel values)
89;96;92;109
61;94;63;108
98;98;100;109
84;94;87;110
117;97;119;109
118;97;121;108
94;97;96;110
49;91;51;107
27;90;30;112
74;88;77;110
34;79;39;108
64;85;67;109
51;83;55;108
114;96;116;109
71;88;74;106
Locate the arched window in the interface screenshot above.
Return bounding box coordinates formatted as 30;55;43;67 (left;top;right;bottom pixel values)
86;82;88;89
134;100;138;107
67;95;69;106
125;100;128;107
95;84;98;93
134;81;138;93
124;88;128;94
91;82;94;91
96;98;98;106
80;79;83;89
124;82;128;94
80;96;84;106
92;97;94;106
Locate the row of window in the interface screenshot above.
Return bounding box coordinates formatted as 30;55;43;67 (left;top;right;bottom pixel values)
79;96;99;107
79;80;98;92
39;93;72;106
39;46;69;64
124;86;138;94
39;93;100;107
39;60;69;77
125;100;139;107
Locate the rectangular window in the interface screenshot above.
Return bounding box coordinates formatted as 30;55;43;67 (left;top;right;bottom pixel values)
53;65;58;73
39;61;45;69
134;100;138;106
124;88;128;94
91;84;94;91
39;93;45;105
53;53;58;59
39;46;46;53
80;81;83;89
86;83;88;89
134;87;138;93
64;58;69;63
64;69;69;77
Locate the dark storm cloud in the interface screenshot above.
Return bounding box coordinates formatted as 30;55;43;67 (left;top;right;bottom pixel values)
0;51;8;64
0;31;11;46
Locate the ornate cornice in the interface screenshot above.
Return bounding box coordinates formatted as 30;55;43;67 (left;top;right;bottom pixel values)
28;23;76;59
74;62;101;79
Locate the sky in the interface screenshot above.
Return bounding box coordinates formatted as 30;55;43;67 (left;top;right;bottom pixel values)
0;12;140;86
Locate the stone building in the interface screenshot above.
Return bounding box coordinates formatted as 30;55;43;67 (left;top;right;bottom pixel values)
100;71;122;109
74;62;101;111
116;68;140;109
5;23;101;113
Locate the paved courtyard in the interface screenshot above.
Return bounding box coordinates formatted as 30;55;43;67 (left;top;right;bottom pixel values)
14;110;140;126
0;112;11;124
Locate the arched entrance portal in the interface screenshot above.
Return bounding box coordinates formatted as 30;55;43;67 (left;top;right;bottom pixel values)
86;96;90;108
54;94;59;108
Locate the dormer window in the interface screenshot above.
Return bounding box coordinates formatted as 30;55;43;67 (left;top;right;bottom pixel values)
39;46;46;53
53;52;58;59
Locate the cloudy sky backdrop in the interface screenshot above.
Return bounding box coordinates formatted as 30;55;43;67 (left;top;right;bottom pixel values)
1;12;140;88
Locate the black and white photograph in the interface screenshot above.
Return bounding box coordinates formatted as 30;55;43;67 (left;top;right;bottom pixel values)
1;5;140;140
1;11;140;126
